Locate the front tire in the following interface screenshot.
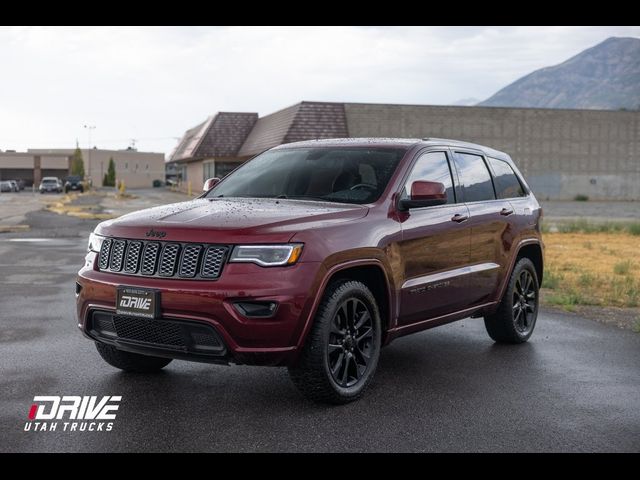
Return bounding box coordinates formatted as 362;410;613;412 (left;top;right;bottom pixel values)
484;258;539;343
95;342;172;373
288;280;381;404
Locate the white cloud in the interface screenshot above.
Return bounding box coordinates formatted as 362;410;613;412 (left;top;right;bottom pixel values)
0;26;638;157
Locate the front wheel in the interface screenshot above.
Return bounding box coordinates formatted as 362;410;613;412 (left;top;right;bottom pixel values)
484;258;539;343
288;280;381;404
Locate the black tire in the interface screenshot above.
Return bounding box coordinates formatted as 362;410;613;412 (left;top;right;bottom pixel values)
95;342;172;373
288;280;381;404
484;257;539;344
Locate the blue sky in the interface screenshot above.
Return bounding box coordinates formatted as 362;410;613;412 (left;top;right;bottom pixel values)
1;26;638;157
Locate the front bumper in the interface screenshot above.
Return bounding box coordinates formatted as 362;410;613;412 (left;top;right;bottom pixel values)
76;252;323;366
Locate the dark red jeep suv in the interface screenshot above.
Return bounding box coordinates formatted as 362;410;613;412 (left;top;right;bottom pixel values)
77;138;543;403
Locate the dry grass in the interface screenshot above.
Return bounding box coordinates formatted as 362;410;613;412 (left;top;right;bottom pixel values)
46;192;115;220
543;232;640;309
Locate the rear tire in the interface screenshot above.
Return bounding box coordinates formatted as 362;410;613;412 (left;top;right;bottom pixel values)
484;257;539;344
288;280;381;404
95;342;172;373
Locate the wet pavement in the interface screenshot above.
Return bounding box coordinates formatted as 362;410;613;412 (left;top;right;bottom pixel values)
1;204;639;452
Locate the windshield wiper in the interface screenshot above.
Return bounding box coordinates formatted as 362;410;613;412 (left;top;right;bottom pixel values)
285;195;330;202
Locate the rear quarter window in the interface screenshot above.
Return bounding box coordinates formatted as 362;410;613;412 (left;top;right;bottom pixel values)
487;157;526;199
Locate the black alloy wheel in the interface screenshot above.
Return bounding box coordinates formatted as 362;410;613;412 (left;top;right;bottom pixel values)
328;297;375;388
512;269;537;335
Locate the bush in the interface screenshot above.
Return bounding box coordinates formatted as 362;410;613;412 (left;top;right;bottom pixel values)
613;260;632;275
103;157;116;187
542;270;563;289
574;194;589;201
629;223;640;236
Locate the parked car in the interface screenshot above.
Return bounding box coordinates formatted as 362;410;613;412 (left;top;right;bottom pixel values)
64;175;84;193
77;138;544;404
13;179;25;190
0;181;13;192
39;177;63;194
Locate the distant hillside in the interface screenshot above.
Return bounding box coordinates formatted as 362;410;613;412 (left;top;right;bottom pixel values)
479;37;640;110
451;97;480;106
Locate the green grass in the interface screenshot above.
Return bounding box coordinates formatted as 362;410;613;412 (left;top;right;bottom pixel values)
613;260;632;275
546;290;593;312
578;273;596;287
633;318;640;333
542;220;640;235
629;223;640;236
626;286;639;308
542;270;564;289
574;194;589;201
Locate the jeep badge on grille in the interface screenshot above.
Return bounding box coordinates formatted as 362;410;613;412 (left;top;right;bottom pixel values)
145;229;167;238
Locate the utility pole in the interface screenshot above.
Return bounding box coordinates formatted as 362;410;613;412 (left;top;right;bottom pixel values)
83;125;96;183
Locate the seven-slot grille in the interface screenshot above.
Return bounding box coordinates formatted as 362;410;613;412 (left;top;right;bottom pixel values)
98;238;228;280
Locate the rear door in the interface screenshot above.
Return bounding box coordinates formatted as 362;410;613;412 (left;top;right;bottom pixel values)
398;149;472;325
451;150;514;306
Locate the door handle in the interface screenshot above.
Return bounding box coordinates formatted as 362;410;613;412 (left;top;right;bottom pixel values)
500;208;514;216
451;213;469;223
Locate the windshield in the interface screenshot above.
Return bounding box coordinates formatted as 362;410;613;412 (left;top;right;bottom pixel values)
206;147;406;204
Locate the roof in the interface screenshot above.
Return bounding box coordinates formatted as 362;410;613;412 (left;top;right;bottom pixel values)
238;101;349;156
170;112;258;162
169;118;209;161
274;137;422;149
274;137;509;159
422;137;510;159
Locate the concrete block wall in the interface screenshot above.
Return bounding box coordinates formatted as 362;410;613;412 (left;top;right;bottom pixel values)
345;103;640;200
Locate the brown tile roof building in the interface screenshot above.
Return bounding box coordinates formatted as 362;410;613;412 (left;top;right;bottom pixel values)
238;101;349;156
170;112;258;162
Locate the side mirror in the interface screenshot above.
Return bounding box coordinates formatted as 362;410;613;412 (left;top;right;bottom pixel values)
399;180;447;210
203;177;221;192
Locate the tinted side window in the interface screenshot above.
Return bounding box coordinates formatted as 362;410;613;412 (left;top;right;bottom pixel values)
453;152;495;202
404;151;455;204
487;157;526;199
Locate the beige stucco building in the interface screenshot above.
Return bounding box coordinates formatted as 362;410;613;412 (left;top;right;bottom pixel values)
0;148;165;188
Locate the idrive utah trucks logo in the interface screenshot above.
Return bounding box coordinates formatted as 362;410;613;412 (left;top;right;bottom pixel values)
25;396;121;432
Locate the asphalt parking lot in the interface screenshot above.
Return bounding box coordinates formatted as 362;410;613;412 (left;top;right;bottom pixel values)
1;192;639;452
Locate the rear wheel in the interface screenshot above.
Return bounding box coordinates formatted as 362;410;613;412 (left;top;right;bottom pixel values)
288;280;381;404
95;342;172;373
484;258;539;343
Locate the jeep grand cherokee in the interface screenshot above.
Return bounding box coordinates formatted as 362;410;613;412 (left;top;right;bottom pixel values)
77;138;543;403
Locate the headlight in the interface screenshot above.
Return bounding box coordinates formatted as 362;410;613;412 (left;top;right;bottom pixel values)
88;232;105;253
229;244;303;267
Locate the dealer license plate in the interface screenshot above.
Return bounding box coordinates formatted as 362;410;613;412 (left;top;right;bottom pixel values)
116;287;160;319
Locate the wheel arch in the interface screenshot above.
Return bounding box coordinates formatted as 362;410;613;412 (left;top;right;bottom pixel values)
516;242;544;285
296;259;394;353
492;239;544;307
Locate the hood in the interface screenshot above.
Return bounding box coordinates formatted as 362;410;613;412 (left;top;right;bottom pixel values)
96;197;368;243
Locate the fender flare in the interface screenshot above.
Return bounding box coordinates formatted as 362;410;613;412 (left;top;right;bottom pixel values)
494;238;544;303
294;258;395;352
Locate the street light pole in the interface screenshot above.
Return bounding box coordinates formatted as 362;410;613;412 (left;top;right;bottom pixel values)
83;125;96;183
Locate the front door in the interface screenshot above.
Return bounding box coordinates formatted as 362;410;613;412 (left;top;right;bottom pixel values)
398;150;472;325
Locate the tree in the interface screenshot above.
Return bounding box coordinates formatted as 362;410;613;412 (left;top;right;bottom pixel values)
71;146;85;178
103;157;116;187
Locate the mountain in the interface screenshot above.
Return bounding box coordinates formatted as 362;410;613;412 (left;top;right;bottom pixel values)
451;97;480;106
479;37;640;110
